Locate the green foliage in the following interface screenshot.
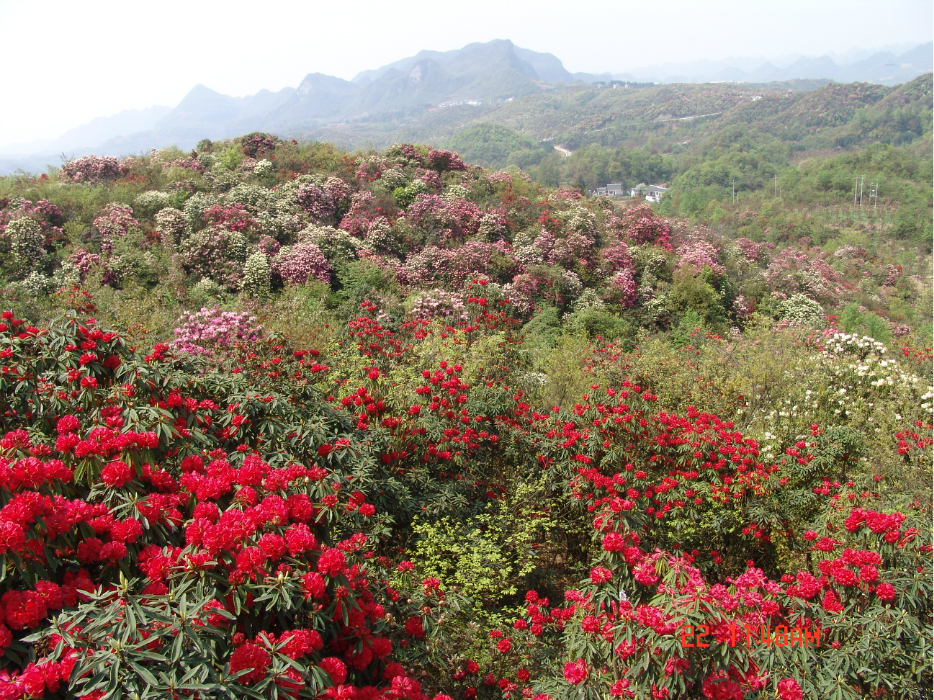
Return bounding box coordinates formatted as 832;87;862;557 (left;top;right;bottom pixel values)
443;123;541;169
840;302;892;342
392;185;414;209
521;306;562;352
669;309;705;348
334;258;399;306
530;332;594;412
563;307;635;346
217;144;244;171
408;489;553;617
666;267;725;326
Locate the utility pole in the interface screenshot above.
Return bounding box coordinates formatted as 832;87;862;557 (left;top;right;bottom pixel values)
732;179;735;205
774;175;778;197
854;176;859;206
859;175;864;207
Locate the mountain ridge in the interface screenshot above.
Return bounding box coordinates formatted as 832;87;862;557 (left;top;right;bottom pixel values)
1;40;930;175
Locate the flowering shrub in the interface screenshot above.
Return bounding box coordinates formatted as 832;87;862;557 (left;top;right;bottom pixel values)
183;192;219;229
179;225;247;289
273;240;331;285
253;158;275;178
676;227;725;276
239;132;278;158
553;231;595;268
299;225;360;266
5;218;46;278
0;135;931;698
133;190;172;218
154;207;188;246
512;229;545;267
203;203;256;233
0;313;456;699
386;143;426;166
426;149;466;172
404;195;459;247
404;246;456;287
414;168;442;191
735;237;770;264
225;183;272;214
92;204;139;255
297;183;335;222
355;154;392;182
610;203;673;250
733;294;751;319
59;155;122;184
778;293;824;327
65;249;101;281
172;306;264;354
257;235;281;257
361;217;396;253
0;198;64;245
609;269;639;308
409;288;468;323
602;240;633;272
338;191;380;239
766;249;843;304
161;155;205;173
375;166;409;193
0;291;929;699
240;252;271;298
296;177;351;224
470;381;932;699
477;209;508;241
15;271;53;297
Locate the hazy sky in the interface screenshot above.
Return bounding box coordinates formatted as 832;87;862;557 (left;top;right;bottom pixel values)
0;0;931;148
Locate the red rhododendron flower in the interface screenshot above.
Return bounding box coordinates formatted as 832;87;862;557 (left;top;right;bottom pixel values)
0;521;26;554
317;547;347;577
590;566;613;584
702;670;742;700
101;461;132;488
602;531;625;552
319;656;347;684
404;616;426;638
301;571;326;599
229;642;270;684
777;678;803;700
56;415;80;434
563;659;588;684
875;582;896;601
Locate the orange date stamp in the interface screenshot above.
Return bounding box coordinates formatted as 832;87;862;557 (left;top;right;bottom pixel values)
680;624;821;648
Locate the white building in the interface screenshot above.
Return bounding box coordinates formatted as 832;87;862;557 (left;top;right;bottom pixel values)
589;183;626;197
629;184;669;202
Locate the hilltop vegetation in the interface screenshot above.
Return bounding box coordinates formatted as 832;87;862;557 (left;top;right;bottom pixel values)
428;75;932;256
0;99;930;699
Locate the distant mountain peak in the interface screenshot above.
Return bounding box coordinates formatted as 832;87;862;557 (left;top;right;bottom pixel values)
350;39;592;87
3;39;929;173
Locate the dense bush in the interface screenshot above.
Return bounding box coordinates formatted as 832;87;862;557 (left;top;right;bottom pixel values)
0;300;928;699
0;132;929;698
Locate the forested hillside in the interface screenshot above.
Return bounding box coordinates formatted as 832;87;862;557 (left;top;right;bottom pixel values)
428;75;932;257
0;102;930;699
